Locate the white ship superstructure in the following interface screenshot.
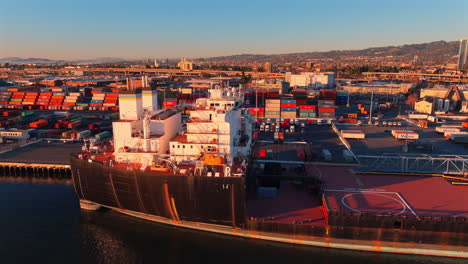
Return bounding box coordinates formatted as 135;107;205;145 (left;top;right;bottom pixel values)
169;86;253;176
112;87;182;167
95;84;253;177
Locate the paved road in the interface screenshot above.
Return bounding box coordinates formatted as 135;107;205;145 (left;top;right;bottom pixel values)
0;141;82;164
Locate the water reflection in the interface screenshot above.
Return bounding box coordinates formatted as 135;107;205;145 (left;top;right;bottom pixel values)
0;181;464;264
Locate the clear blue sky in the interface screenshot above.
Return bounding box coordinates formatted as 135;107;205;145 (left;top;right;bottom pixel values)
0;0;466;60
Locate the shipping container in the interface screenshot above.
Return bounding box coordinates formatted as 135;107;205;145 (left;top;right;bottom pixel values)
318;108;335;113
299;105;316;110
95;131;112;140
67;121;81;129
341;130;365;139
30;119;48;128
435;127;461;134
393;131;419;140
408;113;428;119
318;100;335;107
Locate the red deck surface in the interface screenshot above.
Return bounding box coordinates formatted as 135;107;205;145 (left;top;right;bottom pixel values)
317;165;468;217
324;190;415;216
247;181;326;226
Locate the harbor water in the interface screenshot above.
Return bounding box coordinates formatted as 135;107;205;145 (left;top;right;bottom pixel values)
0;180;465;264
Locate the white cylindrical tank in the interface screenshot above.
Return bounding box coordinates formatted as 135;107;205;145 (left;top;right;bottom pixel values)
444;99;450;112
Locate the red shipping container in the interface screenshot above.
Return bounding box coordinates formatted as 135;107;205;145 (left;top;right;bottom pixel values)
281;104;296;108
258;149;267;158
249;108;265;112
318;108;335;113
299;105;316;110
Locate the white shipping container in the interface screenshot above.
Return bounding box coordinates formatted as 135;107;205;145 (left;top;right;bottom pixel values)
341;130;365;139
444;131;468;137
427;116;438;122
409;113;428;119
391;130;409;137
435;127;460;133
440;124;462;128
393;131;419;140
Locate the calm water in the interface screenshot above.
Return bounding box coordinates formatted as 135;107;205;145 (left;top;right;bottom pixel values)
0;181;465;264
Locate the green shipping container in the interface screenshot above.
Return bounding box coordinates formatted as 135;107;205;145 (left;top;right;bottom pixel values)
21;110;35;117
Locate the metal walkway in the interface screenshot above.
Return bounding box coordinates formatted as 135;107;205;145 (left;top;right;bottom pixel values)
356;154;468;175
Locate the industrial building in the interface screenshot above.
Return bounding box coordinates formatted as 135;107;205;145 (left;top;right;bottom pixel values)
339;83;413;95
420;85;468;99
264;62;273;73
414;98;434;114
0;129;33;142
285;72;335;88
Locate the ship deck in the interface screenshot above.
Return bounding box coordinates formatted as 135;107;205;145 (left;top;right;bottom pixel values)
247;181;326;226
318;165;468;217
246;164;468;227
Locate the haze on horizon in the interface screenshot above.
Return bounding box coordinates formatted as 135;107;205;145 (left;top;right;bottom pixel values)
0;0;466;60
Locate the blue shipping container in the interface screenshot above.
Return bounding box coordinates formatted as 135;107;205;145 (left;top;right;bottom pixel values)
281;99;296;104
337;96;348;102
281;108;296;112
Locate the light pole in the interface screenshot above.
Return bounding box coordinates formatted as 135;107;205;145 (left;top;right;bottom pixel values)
368;88;374;125
403;122;409;153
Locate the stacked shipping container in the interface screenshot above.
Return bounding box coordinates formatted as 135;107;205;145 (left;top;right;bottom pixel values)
249;108;265;118
281;99;297;118
336;90;348;105
318;100;335;118
265;99;281;118
292;88;307;105
299;105;316;118
162;98;177;109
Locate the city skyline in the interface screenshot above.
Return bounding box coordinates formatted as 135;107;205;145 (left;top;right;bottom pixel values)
0;0;466;60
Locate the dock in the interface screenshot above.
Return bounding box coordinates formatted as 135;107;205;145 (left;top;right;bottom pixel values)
0;162;71;178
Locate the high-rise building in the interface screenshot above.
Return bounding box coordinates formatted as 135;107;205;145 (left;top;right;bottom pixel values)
305;61;314;69
458;38;468;73
264;62;272;73
177;57;193;71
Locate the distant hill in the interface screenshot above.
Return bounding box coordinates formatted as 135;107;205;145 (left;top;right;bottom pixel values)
198;40;460;64
0;57;127;64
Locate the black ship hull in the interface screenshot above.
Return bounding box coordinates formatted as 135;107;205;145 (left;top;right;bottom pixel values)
70;157;246;228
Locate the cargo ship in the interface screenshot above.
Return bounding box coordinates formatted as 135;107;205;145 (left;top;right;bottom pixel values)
70;84;468;259
71;84;252;227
